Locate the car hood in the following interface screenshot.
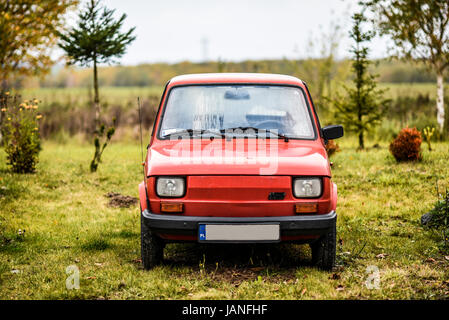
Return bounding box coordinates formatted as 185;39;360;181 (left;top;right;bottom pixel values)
146;139;330;177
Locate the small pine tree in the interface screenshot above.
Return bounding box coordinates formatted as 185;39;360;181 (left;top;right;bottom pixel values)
332;12;390;150
59;0;135;172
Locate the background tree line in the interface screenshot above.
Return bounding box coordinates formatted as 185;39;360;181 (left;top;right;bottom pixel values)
15;58;443;90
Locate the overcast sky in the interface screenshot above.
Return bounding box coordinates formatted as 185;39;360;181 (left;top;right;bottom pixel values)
72;0;389;65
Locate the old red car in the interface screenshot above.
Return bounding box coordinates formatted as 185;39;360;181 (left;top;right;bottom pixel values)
139;73;343;270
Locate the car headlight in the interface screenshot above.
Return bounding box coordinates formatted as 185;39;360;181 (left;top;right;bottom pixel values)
293;178;322;198
156;177;185;197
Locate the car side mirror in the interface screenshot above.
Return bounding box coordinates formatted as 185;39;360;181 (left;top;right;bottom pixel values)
322;125;344;140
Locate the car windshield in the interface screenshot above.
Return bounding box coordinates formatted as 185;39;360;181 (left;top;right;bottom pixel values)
159;85;315;139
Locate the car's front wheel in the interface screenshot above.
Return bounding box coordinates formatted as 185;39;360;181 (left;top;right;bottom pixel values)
310;220;336;270
141;213;164;270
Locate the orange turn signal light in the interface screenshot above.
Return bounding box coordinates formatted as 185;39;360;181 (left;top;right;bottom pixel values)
295;202;317;214
161;202;183;213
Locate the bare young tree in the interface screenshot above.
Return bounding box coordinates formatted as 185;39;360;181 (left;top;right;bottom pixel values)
366;0;449;135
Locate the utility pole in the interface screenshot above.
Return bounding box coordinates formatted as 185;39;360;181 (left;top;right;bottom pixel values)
201;37;209;62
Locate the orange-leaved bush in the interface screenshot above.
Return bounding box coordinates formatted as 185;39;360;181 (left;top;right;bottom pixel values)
325;140;340;157
389;127;422;162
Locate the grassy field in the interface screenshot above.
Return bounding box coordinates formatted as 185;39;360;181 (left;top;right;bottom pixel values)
378;83;448;100
1;137;449;299
17;82;447;106
18;86;165;111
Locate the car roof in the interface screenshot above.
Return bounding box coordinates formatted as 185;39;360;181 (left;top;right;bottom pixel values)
168;73;305;87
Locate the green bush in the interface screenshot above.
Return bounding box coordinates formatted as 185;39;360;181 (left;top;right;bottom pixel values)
1;93;42;173
424;190;449;251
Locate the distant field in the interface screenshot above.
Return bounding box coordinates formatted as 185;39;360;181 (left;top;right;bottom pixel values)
14;82;449;141
17;82;446;108
379;83;447;99
18;86;165;110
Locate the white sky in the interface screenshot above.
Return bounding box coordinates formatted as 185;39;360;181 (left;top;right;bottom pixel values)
70;0;390;65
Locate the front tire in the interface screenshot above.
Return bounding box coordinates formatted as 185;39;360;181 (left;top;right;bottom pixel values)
141;213;164;270
310;220;336;270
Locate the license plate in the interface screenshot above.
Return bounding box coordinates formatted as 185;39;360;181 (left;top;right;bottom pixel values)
198;224;280;242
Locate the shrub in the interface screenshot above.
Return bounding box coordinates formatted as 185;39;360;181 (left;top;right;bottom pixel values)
1;93;42;173
389;127;422;162
325;140;340;157
423;190;449;251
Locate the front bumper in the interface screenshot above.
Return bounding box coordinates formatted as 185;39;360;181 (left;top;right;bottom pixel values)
142;209;336;242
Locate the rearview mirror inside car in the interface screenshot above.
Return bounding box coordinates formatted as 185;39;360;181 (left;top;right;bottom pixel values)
224;88;250;100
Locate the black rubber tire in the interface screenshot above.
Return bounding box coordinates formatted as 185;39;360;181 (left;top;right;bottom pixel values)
141;213;164;270
310;220;336;270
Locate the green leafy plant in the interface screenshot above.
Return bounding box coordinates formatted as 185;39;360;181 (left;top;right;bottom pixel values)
198;254;206;277
424;189;449;251
90;119;116;173
1;93;42;173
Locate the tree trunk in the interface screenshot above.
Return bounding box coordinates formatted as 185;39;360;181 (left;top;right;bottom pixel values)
358;131;364;150
436;72;445;134
358;104;364;150
93;58;100;130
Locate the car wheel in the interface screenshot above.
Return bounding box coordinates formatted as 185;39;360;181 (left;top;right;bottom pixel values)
141;213;164;270
310;220;336;270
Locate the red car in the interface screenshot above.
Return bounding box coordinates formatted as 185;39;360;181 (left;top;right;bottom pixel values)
139;73;343;270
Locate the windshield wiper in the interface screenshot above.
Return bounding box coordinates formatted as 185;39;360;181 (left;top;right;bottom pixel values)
221;127;289;142
161;128;194;138
162;128;225;138
162;127;289;142
192;129;225;138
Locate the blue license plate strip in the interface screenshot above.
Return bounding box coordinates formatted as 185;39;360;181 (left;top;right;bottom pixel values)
198;224;206;241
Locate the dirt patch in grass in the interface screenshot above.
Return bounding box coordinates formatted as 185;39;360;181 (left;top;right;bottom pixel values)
164;243;312;285
202;265;301;286
105;192;138;208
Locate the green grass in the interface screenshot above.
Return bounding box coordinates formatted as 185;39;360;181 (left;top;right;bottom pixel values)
17;86;165;111
1;138;449;299
16;82;447;106
378;82;445;99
